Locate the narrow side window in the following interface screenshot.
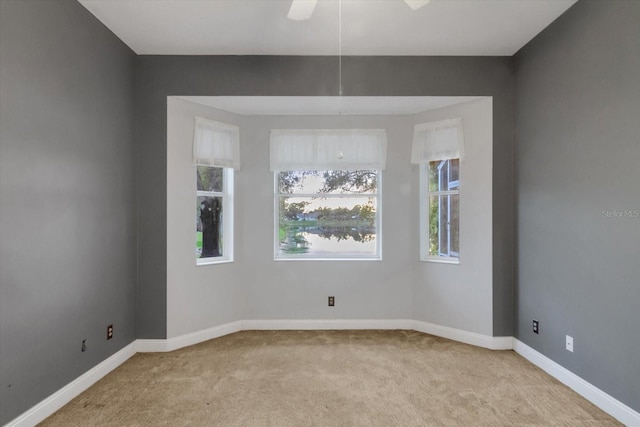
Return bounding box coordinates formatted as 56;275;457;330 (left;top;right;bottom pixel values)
424;159;459;261
192;117;239;265
197;166;233;264
411;117;464;263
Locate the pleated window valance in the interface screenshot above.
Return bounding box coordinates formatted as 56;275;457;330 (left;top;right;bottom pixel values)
269;129;388;171
410;118;464;164
192;117;240;170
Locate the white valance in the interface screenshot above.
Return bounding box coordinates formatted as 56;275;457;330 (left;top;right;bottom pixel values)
410;117;464;164
193;117;240;170
270;129;387;171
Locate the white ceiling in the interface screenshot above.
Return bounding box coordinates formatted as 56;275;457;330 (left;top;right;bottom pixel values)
79;0;576;56
176;96;484;116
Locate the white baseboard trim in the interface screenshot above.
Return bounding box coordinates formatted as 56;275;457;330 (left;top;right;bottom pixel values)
139;319;505;353
12;323;636;427
134;338;168;353
137;320;243;353
412;320;513;350
241;318;414;331
5;341;137;427
513;339;640;427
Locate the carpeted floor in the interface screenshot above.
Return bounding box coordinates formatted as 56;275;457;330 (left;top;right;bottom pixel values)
40;330;620;426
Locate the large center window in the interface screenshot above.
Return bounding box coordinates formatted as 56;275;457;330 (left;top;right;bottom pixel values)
275;169;381;260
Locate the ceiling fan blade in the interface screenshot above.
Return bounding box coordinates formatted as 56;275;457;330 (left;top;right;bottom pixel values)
287;0;318;21
404;0;430;11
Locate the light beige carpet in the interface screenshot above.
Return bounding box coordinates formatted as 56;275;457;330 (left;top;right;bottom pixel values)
40;330;620;426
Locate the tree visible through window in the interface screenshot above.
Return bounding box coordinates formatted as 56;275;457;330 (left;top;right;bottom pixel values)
197;166;233;262
276;170;380;259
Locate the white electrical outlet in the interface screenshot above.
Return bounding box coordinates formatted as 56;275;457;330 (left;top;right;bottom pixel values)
566;335;574;352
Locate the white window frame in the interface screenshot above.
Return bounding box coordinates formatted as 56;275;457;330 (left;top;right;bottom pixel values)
196;166;234;265
420;159;460;264
274;169;382;261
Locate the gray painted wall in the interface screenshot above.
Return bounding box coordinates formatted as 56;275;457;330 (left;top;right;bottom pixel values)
167;97;493;338
515;0;640;412
166;98;245;338
0;1;136;423
136;55;515;338
0;2;518;422
412;98;494;336
237;114;414;322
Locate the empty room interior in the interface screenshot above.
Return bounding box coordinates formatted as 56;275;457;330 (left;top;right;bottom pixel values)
0;0;638;425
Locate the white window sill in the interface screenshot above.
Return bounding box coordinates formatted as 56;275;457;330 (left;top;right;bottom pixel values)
197;258;234;266
274;257;382;262
421;256;460;265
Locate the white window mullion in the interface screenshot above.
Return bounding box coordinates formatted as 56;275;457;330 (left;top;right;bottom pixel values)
447;194;451;257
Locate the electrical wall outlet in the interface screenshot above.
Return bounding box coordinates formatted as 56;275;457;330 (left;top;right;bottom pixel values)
107;324;114;340
566;335;573;352
532;320;539;334
328;296;335;307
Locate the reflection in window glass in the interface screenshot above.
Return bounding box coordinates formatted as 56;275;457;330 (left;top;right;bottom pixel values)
276;170;380;259
197;196;223;258
197;166;223;192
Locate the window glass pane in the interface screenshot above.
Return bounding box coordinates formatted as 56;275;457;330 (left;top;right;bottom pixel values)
428;194;459;258
428;161;447;192
278;170;377;195
278;195;377;257
450;194;460;255
197;166;223;192
439;195;450;256
428;195;440;256
428;159;460;192
428;162;439;193
448;159;460;189
440;161;449;191
197;196;223;258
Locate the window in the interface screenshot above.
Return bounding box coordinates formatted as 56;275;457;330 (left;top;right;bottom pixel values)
275;169;381;259
196;166;233;264
424;159;459;260
192;117;239;265
270;128;387;260
411;118;464;263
